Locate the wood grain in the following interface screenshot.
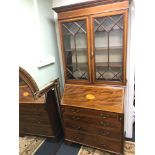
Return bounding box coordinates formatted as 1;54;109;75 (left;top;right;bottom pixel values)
62;84;125;113
64;120;121;140
19;85;45;103
56;1;129;20
64;129;122;154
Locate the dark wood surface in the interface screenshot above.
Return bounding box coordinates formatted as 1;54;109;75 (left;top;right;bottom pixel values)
19;85;45;103
64;121;121;139
61;104;124;154
61;105;123;133
64;129;122;154
19;89;62;138
62;84;125;113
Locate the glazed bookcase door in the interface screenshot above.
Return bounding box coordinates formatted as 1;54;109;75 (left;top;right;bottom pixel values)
60;18;91;83
92;11;127;85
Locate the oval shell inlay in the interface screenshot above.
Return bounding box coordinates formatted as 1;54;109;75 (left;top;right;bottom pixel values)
86;94;95;100
23;92;29;97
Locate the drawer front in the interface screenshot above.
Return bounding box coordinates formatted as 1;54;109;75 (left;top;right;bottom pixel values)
19;123;54;136
64;121;121;140
63;113;121;130
20;104;47;114
64;129;122;153
62;106;118;120
20;105;52;125
19;115;51;125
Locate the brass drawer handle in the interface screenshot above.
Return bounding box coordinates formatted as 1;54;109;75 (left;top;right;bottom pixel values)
71;125;81;130
99;142;107;147
119;116;123;121
100;113;110;119
71;109;80;113
71;116;80;120
100;131;110;136
100;121;117;128
100;121;110;126
77;126;81;130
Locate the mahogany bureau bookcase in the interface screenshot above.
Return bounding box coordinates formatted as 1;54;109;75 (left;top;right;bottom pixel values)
53;0;129;154
19;67;62;139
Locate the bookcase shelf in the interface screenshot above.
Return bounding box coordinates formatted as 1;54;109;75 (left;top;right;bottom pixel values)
65;46;122;53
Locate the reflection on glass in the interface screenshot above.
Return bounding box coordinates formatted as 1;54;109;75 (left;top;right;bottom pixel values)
94;14;124;82
62;20;88;80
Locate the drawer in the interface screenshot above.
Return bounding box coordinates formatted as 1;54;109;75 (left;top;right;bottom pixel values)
19;104;47;114
64;121;122;140
19;118;51;126
19;123;54;136
19;111;50;120
62;105;118;120
63;114;121;130
19;110;52;125
64;129;122;154
19;105;52;125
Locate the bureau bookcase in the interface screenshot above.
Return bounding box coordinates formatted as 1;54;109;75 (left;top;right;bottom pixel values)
53;0;129;154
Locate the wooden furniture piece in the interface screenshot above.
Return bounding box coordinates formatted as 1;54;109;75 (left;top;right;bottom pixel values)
53;0;129;86
61;84;125;154
19;67;62;139
53;0;129;154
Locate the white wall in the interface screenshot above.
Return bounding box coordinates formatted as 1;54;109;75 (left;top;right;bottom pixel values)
52;0;135;138
18;0;62;90
52;0;91;8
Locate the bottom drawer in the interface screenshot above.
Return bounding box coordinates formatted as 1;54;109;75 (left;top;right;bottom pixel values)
19;122;55;136
64;120;121;140
64;129;122;154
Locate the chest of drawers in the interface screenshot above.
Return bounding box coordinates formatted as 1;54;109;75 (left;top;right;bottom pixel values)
61;84;125;155
19;76;62;139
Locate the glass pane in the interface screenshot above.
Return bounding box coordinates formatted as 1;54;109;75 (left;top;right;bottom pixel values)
94;14;124;82
62;20;88;80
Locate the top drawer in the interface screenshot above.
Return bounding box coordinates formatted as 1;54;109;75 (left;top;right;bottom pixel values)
61;105;120;120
